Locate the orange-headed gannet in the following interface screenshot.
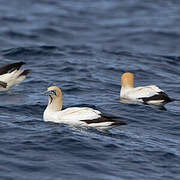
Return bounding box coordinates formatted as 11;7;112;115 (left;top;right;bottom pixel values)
120;72;173;106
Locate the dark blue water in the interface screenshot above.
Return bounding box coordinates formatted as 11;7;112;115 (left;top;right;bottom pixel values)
0;0;180;179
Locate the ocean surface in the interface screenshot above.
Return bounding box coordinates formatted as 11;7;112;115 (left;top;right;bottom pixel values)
0;0;180;179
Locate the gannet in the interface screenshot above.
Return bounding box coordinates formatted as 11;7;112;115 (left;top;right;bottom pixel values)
120;72;173;106
0;61;30;91
43;86;127;130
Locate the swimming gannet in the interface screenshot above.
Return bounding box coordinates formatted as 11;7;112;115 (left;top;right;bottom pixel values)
43;86;127;130
120;72;173;106
0;61;30;91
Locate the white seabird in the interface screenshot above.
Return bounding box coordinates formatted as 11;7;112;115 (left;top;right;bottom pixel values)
43;86;127;130
0;61;30;91
120;72;173;106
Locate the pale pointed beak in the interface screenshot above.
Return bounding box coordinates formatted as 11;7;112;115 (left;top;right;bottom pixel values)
44;90;53;96
44;90;56;96
44;90;49;95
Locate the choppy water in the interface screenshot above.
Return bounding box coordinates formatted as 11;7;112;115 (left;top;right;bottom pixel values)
0;0;180;179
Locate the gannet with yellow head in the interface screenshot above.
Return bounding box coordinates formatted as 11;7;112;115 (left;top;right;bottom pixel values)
44;86;127;130
0;61;30;91
120;72;173;106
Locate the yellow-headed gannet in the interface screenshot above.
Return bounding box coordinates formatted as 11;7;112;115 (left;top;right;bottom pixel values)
44;86;127;130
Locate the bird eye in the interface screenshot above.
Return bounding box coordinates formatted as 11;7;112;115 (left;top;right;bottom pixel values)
52;90;56;95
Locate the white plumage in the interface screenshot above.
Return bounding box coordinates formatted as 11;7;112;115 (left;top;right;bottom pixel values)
121;85;163;101
45;107;102;126
43;86;126;130
0;62;30;91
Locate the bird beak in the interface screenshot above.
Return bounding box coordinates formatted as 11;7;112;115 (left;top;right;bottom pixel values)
44;90;50;95
44;90;56;96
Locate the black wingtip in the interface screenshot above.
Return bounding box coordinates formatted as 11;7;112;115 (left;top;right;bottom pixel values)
140;92;172;104
19;69;31;76
12;61;25;70
112;121;127;126
0;61;26;75
0;81;7;88
101;115;127;126
170;98;180;102
82;115;127;127
17;61;25;65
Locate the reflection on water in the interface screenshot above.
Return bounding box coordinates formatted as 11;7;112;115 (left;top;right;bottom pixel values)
120;98;167;110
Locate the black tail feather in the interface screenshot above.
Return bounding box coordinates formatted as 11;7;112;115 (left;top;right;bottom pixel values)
19;69;31;77
0;81;7;88
170;98;180;102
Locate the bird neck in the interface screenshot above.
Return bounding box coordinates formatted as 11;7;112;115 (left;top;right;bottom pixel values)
121;80;134;89
120;86;133;97
47;96;62;112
